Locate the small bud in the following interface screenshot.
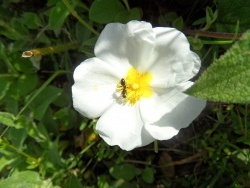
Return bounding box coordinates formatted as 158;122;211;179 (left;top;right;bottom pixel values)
22;51;34;58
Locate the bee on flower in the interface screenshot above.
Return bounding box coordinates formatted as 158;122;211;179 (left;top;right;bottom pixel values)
72;20;206;151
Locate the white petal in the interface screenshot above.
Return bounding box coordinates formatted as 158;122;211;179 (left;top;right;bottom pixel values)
94;20;156;73
149;27;201;88
139;84;196;125
125;22;156;71
72;58;119;119
96;103;154;151
139;93;171;124
145;91;206;140
176;81;194;91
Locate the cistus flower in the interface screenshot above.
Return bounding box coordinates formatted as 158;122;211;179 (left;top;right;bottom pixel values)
72;20;206;151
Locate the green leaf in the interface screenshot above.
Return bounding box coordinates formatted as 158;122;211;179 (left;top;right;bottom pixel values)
53;108;77;130
0;156;17;172
141;167;155;184
8;55;39;98
114;8;142;23
9;74;38;97
49;1;71;30
186;30;250;103
43;141;65;170
206;6;218;25
5;97;19;115
66;174;82;188
0;112;47;142
89;0;125;24
192;17;206;26
232;149;250;169
22;12;42;29
111;179;138;188
0;112;16;127
109;163;137;181
216;0;250;33
158;12;178;26
28;85;62;120
0;78;11;100
11;53;36;74
11;18;29;36
98;175;111;188
6;127;27;148
172;16;184;30
75;21;92;43
163;12;178;22
0;171;43;188
16;115;47;142
26;156;41;169
0;42;16;72
188;36;203;50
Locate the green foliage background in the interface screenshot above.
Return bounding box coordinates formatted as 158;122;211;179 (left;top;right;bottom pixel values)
0;0;250;187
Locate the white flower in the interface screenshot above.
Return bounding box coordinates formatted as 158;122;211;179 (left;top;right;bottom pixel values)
72;20;206;151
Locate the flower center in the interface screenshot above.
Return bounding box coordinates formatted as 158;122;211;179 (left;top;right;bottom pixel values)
117;68;153;105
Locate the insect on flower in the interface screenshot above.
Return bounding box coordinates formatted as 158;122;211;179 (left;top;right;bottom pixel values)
120;78;127;98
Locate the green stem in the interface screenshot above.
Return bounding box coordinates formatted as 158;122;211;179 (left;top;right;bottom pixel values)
16;70;69;117
22;42;81;57
122;0;130;10
80;142;95;155
154;140;158;153
77;1;89;11
62;0;99;35
6;142;33;159
0;74;19;78
0;128;9;138
244;105;248;137
4;57;17;74
201;40;233;45
0;20;31;41
8;146;30;158
184;29;242;39
0;44;18;73
201;46;213;62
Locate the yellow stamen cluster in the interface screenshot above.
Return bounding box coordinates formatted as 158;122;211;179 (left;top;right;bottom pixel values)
117;68;153;105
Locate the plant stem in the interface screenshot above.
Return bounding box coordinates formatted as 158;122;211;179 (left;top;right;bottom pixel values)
22;42;80;57
0;139;34;159
16;70;69;117
0;43;18;73
154;140;158;153
184;29;242;39
8;144;32;158
0;74;19;78
201;40;234;45
122;0;130;10
0;20;31;41
62;0;98;35
77;1;89;11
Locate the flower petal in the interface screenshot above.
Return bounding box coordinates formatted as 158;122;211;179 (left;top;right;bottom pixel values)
94;20;156;73
96;103;154;151
176;81;194;91
139;83;197;124
149;27;201;88
72;58;119;119
139;93;171;124
126;22;156;72
145;90;206;140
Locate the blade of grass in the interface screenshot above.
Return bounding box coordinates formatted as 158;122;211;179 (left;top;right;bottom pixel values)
16;70;69;118
62;0;99;36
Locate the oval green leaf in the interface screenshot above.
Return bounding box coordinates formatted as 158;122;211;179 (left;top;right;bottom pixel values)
186;30;250;103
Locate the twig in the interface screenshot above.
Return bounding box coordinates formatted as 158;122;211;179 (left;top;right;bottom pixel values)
184;29;242;39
